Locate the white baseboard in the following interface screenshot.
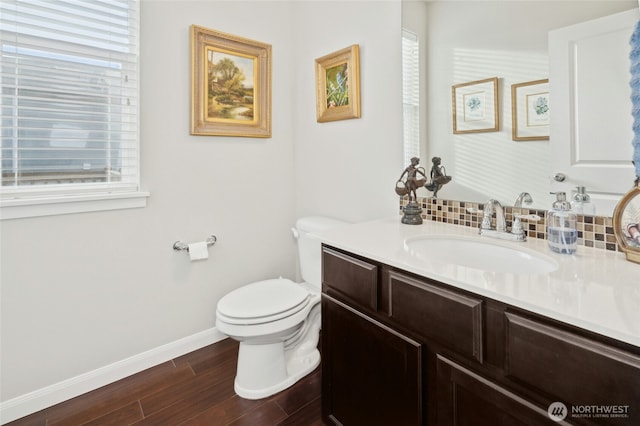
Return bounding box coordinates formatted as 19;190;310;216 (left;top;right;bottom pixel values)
0;327;227;425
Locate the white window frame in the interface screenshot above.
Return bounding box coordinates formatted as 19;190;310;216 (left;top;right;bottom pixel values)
0;0;148;220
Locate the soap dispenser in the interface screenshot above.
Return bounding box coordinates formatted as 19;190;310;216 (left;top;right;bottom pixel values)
571;186;596;215
547;192;578;254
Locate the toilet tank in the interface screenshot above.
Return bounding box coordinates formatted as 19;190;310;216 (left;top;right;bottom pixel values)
295;216;348;289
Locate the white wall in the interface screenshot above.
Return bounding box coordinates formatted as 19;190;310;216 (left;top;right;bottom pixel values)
292;2;403;222
0;0;403;415
412;0;636;209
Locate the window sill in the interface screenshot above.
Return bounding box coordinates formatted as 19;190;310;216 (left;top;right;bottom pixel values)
0;191;150;220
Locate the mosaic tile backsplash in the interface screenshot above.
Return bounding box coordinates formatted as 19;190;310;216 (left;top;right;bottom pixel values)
400;197;618;252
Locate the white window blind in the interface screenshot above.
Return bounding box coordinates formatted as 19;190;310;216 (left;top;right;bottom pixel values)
0;0;139;200
402;29;420;168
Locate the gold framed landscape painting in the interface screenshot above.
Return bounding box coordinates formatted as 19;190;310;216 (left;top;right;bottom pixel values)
511;79;550;141
190;25;271;137
452;77;499;134
315;44;361;123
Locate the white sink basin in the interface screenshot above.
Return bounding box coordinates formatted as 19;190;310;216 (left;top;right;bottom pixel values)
403;235;559;274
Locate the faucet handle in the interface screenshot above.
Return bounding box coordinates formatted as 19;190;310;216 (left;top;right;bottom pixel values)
511;218;525;237
514;214;541;221
466;207;492;231
509;214;540;241
466;207;483;214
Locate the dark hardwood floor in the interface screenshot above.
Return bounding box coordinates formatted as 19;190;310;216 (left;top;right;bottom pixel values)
7;338;323;426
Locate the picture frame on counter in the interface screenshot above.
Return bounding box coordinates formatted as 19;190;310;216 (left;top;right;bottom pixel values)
190;25;271;137
613;183;640;264
315;44;361;123
452;77;499;134
511;79;550;141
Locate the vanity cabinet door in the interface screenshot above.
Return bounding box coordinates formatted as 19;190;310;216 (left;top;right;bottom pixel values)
436;355;551;426
322;295;423;426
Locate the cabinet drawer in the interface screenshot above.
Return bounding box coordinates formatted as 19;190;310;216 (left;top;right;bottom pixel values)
505;312;640;412
322;246;378;311
388;271;484;363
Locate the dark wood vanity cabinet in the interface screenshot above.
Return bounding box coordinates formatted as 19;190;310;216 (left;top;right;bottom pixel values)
321;296;423;425
321;245;640;426
321;247;422;425
436;355;551;426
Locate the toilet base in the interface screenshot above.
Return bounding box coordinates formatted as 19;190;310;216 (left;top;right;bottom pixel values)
234;341;320;400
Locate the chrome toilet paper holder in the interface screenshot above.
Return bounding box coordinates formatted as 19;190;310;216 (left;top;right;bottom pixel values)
173;235;217;252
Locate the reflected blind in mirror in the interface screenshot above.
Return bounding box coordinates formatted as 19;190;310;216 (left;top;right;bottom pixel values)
402;29;420;167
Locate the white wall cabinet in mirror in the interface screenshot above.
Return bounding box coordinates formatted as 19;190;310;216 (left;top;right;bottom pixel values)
549;8;639;217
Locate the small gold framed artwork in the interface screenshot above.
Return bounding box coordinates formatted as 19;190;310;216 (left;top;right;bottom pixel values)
452;77;499;134
511;79;550;141
315;45;361;123
190;25;271;137
613;183;640;264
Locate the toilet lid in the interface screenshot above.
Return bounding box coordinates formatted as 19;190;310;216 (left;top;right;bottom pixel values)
217;278;310;325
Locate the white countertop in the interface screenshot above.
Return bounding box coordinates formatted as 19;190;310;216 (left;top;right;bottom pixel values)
314;217;640;347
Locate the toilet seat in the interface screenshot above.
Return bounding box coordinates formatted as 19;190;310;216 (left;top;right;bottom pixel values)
217;278;310;325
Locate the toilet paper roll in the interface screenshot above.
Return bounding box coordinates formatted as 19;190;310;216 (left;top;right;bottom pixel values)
188;241;209;261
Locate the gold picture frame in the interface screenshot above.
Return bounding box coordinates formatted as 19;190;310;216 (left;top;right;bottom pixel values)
315;44;361;123
190;25;271;137
613;183;640;264
511;79;550;141
452;77;499;134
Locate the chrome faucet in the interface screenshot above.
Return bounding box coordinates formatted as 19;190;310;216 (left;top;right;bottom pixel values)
467;197;541;242
479;199;533;242
514;192;533;208
512;192;535;240
481;199;507;233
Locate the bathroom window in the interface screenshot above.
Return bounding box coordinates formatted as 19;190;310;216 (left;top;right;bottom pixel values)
0;0;147;218
402;29;420;168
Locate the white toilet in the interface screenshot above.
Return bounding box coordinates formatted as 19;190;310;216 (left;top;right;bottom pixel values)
215;216;347;399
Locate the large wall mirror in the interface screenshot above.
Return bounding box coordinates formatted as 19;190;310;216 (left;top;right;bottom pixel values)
402;0;638;217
